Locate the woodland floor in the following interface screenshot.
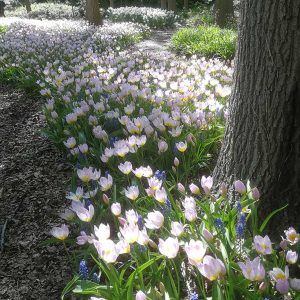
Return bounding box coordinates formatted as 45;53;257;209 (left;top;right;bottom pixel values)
0;83;71;299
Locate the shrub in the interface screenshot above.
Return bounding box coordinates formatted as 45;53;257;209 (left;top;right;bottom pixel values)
6;3;81;20
171;25;237;59
106;6;179;29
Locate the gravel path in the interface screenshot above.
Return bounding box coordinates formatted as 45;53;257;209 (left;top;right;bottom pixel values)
0;83;71;299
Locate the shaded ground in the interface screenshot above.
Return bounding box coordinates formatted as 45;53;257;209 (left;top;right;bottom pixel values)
0;83;71;299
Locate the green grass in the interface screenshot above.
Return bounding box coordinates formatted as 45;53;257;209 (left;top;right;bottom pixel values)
171;25;237;60
0;25;8;34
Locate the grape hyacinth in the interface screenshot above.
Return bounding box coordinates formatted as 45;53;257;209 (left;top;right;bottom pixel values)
79;259;89;279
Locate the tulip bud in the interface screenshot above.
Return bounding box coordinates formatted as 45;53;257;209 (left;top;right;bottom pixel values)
158;140;168;153
136;291;147;300
202;228;214;242
102;194;110;205
290;278;300;291
111;203;121;216
280;239;288;250
219;182;227;196
148;239;157;249
189;183;200;195
177;183;185;193
234;180;246;194
174;157;179;167
251;187;260;200
172;166;176;173
286;250;298;264
118;217;127;226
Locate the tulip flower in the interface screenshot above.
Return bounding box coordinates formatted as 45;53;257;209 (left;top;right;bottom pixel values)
171;222;184;237
269;266;289;294
158;237;179;258
118;161;132;175
253;235;272;255
176;141;187;152
144;211;164;229
94;224;110;241
99;174;113;191
238;257;265;281
284;227;300;245
77;167;101;183
72;201;94;222
185;240;207;266
198;255;226;281
201;176;213;194
125;186;139;201
50;224;69;240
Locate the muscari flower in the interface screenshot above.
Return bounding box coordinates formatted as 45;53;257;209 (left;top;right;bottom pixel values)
79;259;88;279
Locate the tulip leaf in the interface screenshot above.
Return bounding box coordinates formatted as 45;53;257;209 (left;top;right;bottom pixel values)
259;204;288;233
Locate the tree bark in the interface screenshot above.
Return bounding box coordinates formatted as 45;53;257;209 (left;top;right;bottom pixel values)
168;0;176;12
109;0;114;8
214;0;234;28
24;0;31;13
214;0;300;230
161;0;167;10
86;0;102;26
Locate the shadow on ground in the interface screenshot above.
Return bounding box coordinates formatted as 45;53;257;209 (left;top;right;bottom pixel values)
0;83;71;299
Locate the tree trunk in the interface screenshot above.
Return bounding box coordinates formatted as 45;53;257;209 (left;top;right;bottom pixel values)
86;0;102;26
161;0;167;10
214;0;234;28
184;0;188;9
109;0;114;8
214;0;300;231
168;0;176;12
24;0;31;13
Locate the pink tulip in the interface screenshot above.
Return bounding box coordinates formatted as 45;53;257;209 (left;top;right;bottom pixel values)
234;180;246;194
201;176;213;194
198;255;226;281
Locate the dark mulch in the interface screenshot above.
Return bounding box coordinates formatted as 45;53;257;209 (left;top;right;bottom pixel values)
0;83;71;299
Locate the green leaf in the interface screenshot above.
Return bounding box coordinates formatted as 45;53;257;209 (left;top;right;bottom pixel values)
259;204;288;233
73;280;111;298
61;275;80;300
